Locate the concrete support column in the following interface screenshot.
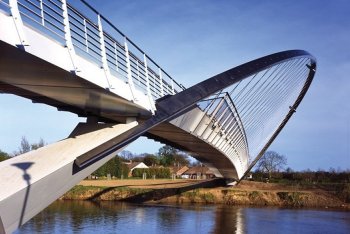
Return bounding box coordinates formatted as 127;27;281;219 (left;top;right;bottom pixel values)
0;121;138;234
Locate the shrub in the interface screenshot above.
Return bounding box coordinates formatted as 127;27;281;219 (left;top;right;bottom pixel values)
132;168;171;178
200;192;215;203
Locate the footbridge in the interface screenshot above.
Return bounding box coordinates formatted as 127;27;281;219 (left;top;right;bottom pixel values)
0;0;316;233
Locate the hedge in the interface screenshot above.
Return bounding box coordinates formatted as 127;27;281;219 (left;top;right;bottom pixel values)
132;168;170;179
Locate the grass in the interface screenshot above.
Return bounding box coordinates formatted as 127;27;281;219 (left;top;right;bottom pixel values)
277;192;303;207
184;189;200;202
200;192;215;203
249;191;260;200
61;180;349;209
62;185;152;200
68;185;103;194
338;183;350;202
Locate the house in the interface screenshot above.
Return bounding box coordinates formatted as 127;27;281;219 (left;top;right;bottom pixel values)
183;166;216;179
124;161;148;177
169;165;189;178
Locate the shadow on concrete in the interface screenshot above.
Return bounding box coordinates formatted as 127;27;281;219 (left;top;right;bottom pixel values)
12;162;34;228
0;216;5;234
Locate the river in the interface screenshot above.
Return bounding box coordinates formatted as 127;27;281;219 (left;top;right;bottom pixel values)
15;201;350;233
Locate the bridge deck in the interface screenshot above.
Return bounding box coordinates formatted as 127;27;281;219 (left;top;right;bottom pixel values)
0;40;151;121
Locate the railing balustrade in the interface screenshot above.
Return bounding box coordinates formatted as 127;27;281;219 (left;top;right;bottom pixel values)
4;0;185;102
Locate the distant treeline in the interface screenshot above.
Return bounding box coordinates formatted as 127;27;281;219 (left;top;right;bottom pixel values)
252;170;350;184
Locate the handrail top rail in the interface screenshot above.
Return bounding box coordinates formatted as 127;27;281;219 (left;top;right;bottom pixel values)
78;0;185;91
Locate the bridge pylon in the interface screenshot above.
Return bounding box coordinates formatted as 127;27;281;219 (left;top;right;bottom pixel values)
0;121;137;234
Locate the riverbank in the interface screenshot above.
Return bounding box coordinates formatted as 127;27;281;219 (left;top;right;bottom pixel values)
60;179;350;210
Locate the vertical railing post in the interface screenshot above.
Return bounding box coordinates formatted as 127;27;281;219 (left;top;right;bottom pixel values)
39;0;44;26
83;19;88;52
62;0;78;73
143;54;155;114
113;41;119;72
97;14;112;89
171;79;175;95
124;38;137;101
9;0;29;47
136;59;140;85
143;54;151;95
158;68;164;97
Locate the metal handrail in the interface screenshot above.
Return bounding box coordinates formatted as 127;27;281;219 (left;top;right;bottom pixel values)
79;0;185;94
196;92;249;164
0;0;10;7
12;0;185;103
80;0;185;95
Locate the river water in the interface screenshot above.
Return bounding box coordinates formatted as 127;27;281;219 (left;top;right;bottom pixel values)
15;201;350;234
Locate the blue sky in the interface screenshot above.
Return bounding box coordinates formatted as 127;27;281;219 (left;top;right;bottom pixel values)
1;0;349;171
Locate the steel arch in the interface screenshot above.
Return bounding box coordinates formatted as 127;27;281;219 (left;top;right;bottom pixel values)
75;50;317;173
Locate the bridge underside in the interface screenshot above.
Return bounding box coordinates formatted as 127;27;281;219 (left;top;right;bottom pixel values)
0;41;151;122
0;40;242;233
0;40;240;180
147;122;238;179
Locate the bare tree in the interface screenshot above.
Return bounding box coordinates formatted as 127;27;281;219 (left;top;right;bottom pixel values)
19;136;31;154
119;150;133;160
31;138;46;150
12;137;46;156
256;151;287;179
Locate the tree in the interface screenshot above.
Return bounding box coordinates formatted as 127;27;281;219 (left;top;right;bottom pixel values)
119;150;133;160
12;137;46;156
19;136;31;154
285;167;293;173
256;151;287;179
158;145;190;167
93;155;129;178
109;156;129;178
0;150;10;162
143;154;159;166
173;153;190;166
158;145;177;166
130;155;144;162
31;138;46;150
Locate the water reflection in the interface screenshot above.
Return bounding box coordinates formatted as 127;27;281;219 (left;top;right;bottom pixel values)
212;206;245;233
16;201;350;234
157;207;181;229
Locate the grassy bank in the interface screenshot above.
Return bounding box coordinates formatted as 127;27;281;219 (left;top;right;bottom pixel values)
60;180;350;209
